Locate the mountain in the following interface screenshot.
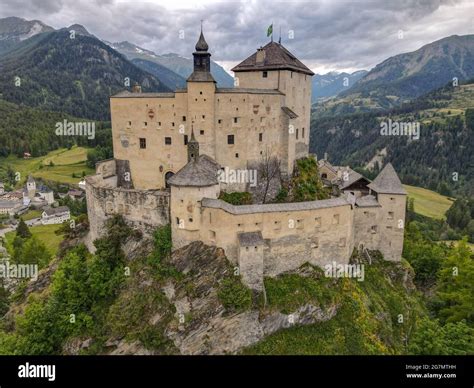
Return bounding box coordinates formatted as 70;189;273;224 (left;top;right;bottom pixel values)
0;30;169;120
310;80;474;196
312;70;367;101
315;35;474;116
131;58;186;90
0;16;54;55
110;41;234;87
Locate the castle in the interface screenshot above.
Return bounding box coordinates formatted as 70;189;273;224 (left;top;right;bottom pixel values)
85;30;406;289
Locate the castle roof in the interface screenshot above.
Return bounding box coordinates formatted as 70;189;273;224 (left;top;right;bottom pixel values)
368;163;406;195
339;169;370;190
186;71;216;83
168;154;220;187
201;197;349;215
238;231;264;247
231;41;314;75
111;91;176;98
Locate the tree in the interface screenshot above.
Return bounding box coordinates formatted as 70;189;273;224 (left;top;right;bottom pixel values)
257;147;281;204
16;219;31;239
435;238;474;324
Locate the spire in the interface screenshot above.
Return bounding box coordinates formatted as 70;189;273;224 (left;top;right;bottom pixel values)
195;21;209;52
187;124;199;162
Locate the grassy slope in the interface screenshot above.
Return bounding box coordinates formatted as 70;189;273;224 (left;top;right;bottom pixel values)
0;146;93;186
244;258;425;355
5;224;63;256
403;184;454;219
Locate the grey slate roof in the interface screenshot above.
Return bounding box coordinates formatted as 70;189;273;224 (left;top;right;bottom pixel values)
202;197;350;215
232;41;314;75
339;169;370;190
281;106;298;119
111;91;176;98
238;231;264;247
168;154;220;187
195;30;209;52
43;206;70;216
355;195;381;208
368;163;406;195
187;71;216;83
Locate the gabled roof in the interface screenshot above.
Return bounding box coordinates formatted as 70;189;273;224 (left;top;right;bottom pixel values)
231;41;314;75
339;169;370;190
238;231;264;247
168;154;220;187
368;163;406;195
43;206;70;216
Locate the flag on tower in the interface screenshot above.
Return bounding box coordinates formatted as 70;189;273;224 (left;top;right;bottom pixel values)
267;24;273;37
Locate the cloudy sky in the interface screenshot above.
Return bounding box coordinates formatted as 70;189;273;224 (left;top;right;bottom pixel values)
1;0;473;74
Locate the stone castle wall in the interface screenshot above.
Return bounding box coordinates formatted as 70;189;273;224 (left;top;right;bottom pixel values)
85;159;170;244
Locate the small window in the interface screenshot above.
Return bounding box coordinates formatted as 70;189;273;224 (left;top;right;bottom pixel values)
371;225;378;234
262;71;268;78
218;119;222;124
144;122;147;126
315;217;322;228
259;133;263;142
158;121;161;126
172;122;175;127
228;135;235;145
176;217;180;225
202;115;205;119
165;137;172;145
235;153;239;158
388;211;394;220
139;138;146;149
184;135;188;145
390;197;396;202
200;130;204;135
333;214;340;225
233;117;238;124
296;128;299;139
200;91;203;95
302;128;305;138
127;121;131;126
182;116;186;122
189;217;193;223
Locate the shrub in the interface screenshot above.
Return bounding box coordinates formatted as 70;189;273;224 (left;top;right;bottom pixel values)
217;277;252;312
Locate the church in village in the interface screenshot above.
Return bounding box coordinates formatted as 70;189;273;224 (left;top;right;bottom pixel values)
85;29;407;289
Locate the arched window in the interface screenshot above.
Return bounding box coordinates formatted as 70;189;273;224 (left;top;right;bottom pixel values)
165;171;175;188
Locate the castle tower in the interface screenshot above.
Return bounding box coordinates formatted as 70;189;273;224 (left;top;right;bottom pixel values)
168;149;221;250
186;26;216;160
231;41;314;174
367;163;407;261
26;175;36;199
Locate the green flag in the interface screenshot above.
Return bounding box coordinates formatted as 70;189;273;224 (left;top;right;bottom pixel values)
267;24;273;37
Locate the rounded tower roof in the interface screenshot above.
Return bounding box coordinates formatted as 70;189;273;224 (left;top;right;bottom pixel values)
195;30;209;52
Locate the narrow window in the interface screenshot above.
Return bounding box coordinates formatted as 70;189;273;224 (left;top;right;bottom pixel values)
235;153;239;158
144;122;147;126
184;135;188;145
139;138;146;149
259;133;263;142
200;130;204;135
228;135;235;145
182;116;186;122
233;117;238;124
388;211;394;220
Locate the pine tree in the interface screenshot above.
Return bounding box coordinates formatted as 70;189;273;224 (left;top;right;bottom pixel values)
16;219;31;239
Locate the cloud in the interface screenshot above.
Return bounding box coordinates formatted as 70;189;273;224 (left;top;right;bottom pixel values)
0;0;473;73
